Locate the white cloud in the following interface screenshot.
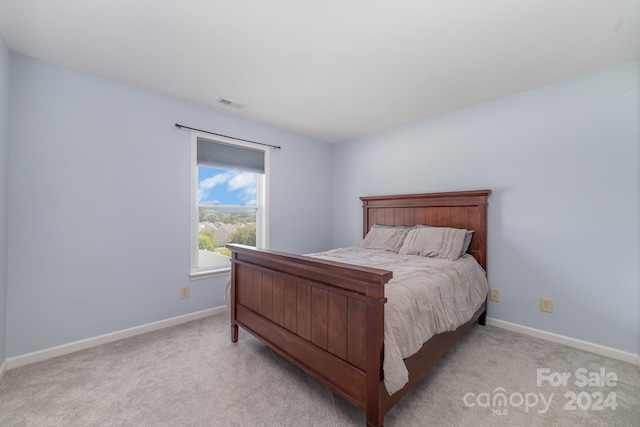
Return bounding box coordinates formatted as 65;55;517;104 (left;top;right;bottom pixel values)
198;170;257;205
228;172;257;204
198;171;234;203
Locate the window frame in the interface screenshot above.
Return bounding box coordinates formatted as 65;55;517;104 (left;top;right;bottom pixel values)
189;130;270;279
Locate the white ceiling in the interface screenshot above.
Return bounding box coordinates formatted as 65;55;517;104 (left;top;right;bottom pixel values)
0;1;639;143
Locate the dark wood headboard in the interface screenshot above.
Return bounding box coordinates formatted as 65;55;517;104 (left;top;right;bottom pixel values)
360;190;491;270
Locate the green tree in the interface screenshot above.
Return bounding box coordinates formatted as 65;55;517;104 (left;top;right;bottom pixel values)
228;225;256;246
199;208;256;224
199;235;214;251
199;228;217;247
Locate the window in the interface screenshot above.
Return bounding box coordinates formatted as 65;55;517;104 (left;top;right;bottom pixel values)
190;131;269;278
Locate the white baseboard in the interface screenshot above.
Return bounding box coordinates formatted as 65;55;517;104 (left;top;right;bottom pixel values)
4;310;637;375
6;306;228;370
486;317;638;365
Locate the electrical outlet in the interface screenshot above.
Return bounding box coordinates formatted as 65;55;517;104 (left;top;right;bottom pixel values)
540;298;553;313
180;285;190;299
489;289;500;302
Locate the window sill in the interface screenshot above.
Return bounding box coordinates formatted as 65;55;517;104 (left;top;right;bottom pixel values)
190;269;231;280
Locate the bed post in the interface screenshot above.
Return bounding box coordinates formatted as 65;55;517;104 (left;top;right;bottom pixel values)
365;285;386;427
230;252;238;343
477;192;489;327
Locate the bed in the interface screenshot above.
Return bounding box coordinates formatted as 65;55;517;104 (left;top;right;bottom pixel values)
227;189;490;426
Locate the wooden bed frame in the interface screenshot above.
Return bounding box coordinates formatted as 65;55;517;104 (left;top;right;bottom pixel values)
227;189;490;426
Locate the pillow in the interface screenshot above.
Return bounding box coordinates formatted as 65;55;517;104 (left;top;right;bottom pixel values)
415;225;474;258
358;225;411;252
398;226;467;260
460;229;474;257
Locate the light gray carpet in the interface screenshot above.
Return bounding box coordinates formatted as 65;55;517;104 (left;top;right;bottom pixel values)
1;311;638;426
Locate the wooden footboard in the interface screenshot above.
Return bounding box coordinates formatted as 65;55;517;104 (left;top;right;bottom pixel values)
228;243;392;415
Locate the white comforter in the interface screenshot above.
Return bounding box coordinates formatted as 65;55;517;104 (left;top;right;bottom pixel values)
308;247;488;394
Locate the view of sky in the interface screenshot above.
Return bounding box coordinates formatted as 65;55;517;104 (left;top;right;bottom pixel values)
198;167;257;206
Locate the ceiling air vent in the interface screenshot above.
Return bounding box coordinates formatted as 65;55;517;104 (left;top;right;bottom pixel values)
217;98;245;109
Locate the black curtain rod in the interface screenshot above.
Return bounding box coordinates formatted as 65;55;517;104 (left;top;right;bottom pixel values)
175;123;282;150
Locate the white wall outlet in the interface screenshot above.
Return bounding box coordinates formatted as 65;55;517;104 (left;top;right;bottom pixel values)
540;297;553;313
180;285;190;299
489;289;500;302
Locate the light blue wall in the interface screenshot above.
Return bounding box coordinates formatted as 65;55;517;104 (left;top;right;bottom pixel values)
0;34;9;364
332;61;639;354
6;54;333;357
3;51;639;361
